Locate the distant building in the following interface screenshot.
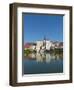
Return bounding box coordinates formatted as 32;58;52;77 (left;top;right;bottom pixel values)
24;43;36;51
24;43;31;50
58;42;63;49
36;40;43;53
36;40;52;53
46;40;52;50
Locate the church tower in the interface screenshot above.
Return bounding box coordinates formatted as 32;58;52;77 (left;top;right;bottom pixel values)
43;36;46;49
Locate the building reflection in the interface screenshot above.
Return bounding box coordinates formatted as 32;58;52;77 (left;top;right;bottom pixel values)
24;53;63;63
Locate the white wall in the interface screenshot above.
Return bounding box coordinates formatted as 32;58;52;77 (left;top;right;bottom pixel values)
0;0;74;89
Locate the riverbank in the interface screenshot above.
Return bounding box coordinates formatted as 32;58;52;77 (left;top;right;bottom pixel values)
24;48;63;55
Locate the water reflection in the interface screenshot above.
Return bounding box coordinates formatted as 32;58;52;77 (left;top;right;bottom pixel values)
24;53;63;63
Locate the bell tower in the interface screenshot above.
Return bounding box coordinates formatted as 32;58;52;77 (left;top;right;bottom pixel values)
43;36;46;49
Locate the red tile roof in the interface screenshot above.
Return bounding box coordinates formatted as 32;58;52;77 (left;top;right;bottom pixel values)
24;43;31;48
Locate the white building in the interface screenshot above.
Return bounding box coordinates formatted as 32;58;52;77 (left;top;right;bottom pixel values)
36;40;52;53
36;40;43;53
46;40;52;50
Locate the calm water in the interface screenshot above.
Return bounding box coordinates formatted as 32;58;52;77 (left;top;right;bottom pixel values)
22;53;63;75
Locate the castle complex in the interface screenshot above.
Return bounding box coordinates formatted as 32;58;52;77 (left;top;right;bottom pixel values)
24;37;63;53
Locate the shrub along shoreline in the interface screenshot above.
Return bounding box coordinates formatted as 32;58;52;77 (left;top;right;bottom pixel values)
24;48;63;55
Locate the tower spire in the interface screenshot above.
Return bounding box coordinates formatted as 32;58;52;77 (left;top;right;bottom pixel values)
44;35;46;41
43;36;46;49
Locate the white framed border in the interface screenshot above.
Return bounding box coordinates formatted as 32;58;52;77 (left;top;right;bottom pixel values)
17;7;70;83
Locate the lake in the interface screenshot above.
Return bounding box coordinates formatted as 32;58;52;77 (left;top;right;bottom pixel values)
22;53;63;75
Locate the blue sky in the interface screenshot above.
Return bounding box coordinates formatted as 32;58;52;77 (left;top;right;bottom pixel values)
23;13;63;43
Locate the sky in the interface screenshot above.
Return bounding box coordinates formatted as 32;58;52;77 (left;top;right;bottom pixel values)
23;13;63;43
